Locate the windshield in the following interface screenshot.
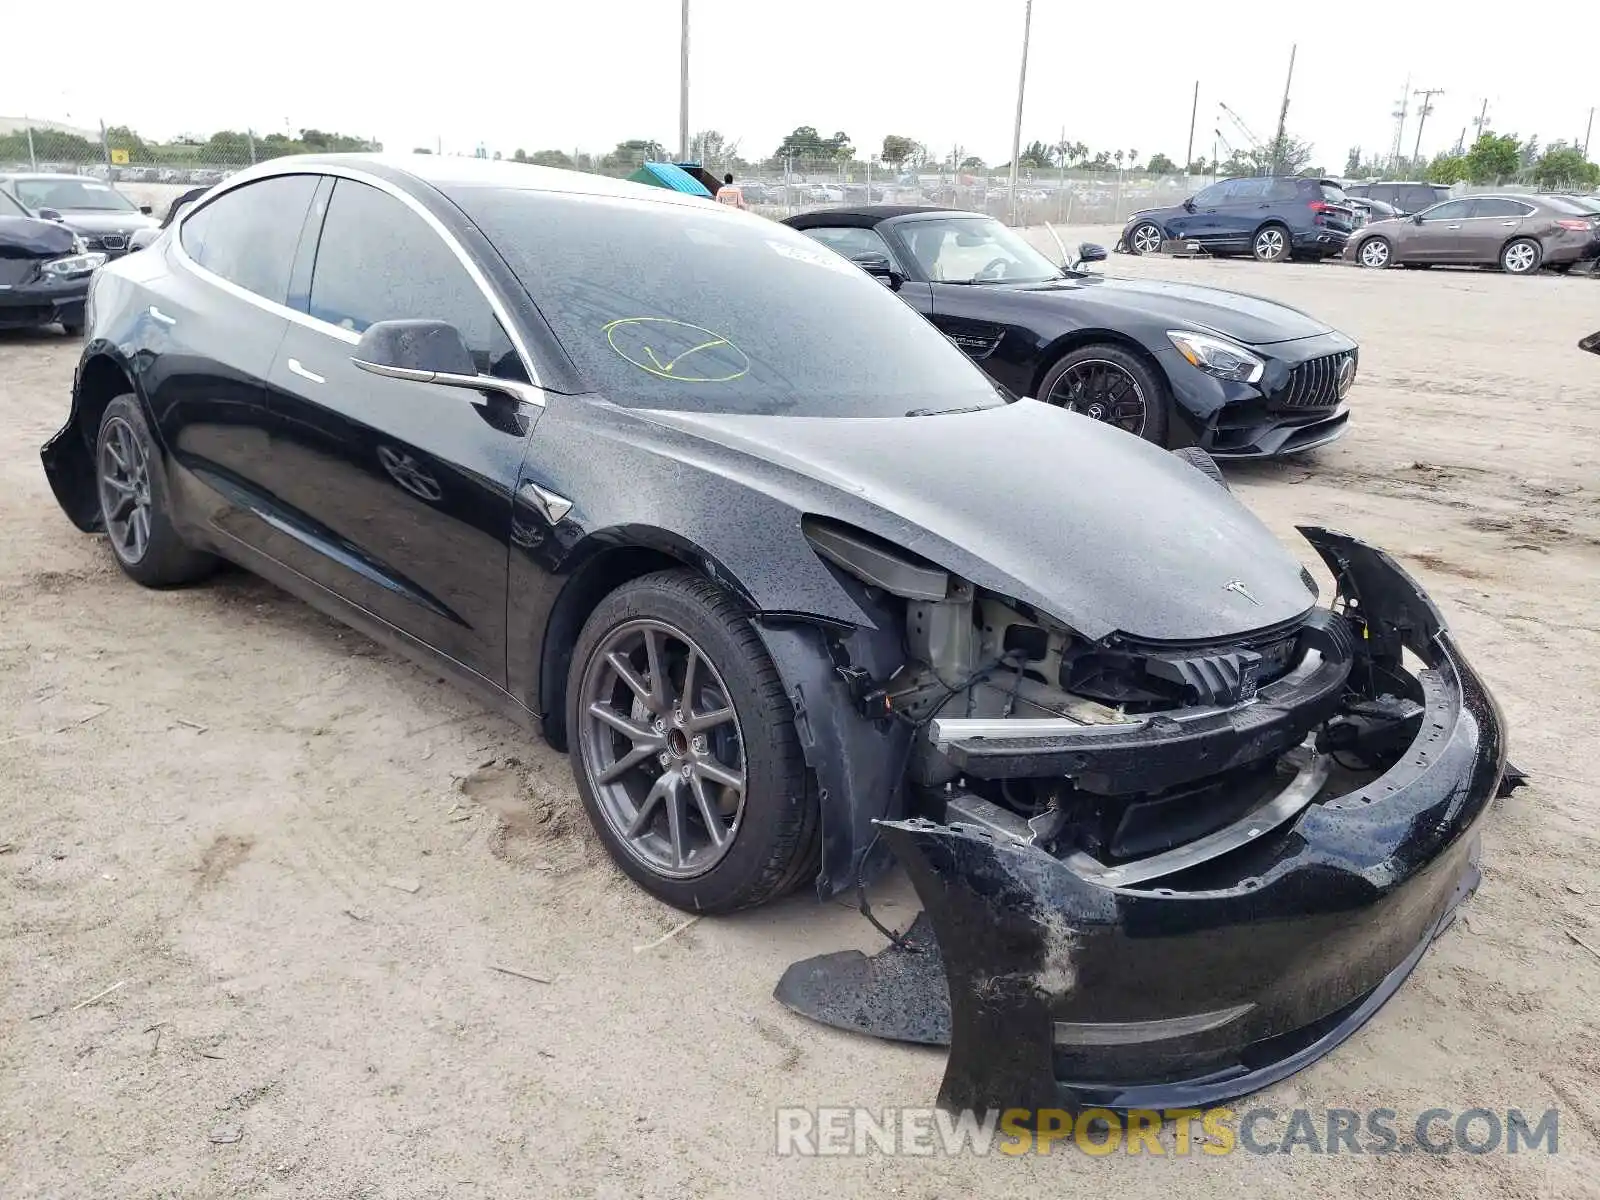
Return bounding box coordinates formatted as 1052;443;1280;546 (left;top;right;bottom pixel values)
13;178;138;213
452;189;1004;417
899;216;1063;284
1318;183;1348;204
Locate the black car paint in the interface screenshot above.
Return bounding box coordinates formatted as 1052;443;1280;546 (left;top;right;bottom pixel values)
0;212;90;331
1121;177;1355;259
780;528;1507;1112
784;207;1355;458
41;158;1506;1109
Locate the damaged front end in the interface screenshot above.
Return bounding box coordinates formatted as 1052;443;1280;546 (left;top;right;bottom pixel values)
775;526;1508;1112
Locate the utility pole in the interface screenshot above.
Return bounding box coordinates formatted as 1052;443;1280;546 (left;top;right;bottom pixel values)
1585;107;1594;159
1006;0;1034;224
1472;99;1490;141
1412;88;1444;165
1185;80;1199;177
1271;44;1296;174
1389;76;1410;168
678;0;690;162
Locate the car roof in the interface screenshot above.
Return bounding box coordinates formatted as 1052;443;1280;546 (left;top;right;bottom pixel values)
784;205;976;229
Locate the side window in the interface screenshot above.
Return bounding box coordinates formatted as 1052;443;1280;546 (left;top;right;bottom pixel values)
1419;200;1471;221
1227;178;1268;201
1191;182;1228;207
179;175;319;304
800;225;897;264
308;179;528;382
1370;185;1396;207
1267;179;1301;202
1470;198;1532;218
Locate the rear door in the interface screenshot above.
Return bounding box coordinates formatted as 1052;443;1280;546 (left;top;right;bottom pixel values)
1457;197;1532;264
145;173;320;549
259;176;540;686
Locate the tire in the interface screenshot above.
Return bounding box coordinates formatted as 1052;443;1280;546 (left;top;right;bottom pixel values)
566;569;818;913
1036;344;1170;446
95;395;217;587
1356;237;1392;269
1127;221;1164;256
1252;223;1291;263
1501;238;1542;275
1171;446;1228;489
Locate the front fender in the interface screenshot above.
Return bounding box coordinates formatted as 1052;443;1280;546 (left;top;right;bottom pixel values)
40;342;148;532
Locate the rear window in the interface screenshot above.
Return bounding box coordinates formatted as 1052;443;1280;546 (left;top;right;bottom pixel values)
1318;183;1347;204
1544;195;1595;215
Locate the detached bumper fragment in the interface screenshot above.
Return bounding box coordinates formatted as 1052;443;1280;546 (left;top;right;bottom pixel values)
775;528;1509;1113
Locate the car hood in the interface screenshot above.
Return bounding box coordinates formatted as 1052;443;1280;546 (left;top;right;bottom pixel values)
1004;275;1332;346
0;215;77;257
53;211;158;234
632;399;1314;643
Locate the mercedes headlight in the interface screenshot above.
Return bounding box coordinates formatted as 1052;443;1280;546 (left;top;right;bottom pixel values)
1166;330;1265;384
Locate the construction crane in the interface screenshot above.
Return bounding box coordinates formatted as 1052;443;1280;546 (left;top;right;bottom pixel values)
1217;102;1264;151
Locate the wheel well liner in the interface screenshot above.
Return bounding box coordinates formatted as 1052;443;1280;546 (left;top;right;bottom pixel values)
42;352;137;532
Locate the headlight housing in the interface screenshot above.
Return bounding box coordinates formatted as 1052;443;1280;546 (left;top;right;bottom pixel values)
41;251;108;279
1166;329;1265;384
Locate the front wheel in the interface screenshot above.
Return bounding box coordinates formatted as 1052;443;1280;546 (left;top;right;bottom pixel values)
1252;224;1291;262
1037;344;1170;446
1127;222;1164;256
1501;238;1542;275
1356;237;1392;269
567;569;818;913
95;395;217;587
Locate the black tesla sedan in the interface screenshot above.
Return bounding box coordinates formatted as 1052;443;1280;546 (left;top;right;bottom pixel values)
42;155;1506;1113
785;206;1356;458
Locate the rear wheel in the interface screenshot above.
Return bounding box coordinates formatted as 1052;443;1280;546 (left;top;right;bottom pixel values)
567;569;818;913
95;395;217;587
1252;224;1291;263
1501;238;1542;275
1127;222;1164;256
1037;344;1170;446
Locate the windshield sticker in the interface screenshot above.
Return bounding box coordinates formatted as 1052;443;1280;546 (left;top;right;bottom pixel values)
764;239;857;275
602;317;749;383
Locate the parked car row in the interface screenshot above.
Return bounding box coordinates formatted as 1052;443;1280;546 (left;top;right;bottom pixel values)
1118;176;1600;276
36;153;1510;1116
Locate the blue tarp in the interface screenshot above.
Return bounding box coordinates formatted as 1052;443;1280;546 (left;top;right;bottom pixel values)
626;162;714;198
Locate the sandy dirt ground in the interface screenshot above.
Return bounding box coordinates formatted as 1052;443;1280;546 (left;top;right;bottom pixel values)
2;244;1599;1199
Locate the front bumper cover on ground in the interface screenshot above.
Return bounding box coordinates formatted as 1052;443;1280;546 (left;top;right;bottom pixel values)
776;528;1508;1113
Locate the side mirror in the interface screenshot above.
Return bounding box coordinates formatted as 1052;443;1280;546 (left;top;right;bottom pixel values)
1411;213;1424;224
350;319;538;404
139;205;153;215
1076;242;1108;265
37;207;63;221
1182;198;1196;212
850;251;904;291
1580;330;1600;355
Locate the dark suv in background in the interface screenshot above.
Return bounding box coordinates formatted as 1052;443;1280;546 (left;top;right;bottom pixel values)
1343;181;1453;217
1121;177;1356;262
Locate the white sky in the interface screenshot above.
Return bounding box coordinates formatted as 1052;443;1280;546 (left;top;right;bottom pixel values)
6;0;1594;168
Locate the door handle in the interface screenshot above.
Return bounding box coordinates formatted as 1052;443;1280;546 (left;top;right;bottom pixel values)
287;358;325;384
148;305;176;326
1446;224;1462;230
1500;221;1518;227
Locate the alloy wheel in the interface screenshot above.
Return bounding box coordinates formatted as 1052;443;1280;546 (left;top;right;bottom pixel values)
1131;224;1163;255
1359;239;1390;268
1254;228;1286;261
577;618;746;879
1048;360;1148;435
1503;242;1538;274
97;416;153;564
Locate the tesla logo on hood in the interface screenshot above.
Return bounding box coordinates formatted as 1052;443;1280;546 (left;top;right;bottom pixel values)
1223;580;1260;605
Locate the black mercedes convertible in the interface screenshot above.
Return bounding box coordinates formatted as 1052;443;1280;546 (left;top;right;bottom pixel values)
42;155;1506;1115
785;205;1356;459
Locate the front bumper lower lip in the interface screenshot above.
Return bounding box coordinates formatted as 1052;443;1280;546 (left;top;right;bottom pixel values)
774;528;1508;1114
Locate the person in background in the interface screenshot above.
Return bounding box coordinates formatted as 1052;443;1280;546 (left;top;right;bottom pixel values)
715;173;746;209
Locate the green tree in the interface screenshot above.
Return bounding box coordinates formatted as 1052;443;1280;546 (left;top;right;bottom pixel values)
603;139;667;168
103;125;151;163
1145;153;1179;174
774;126;852;160
412;147;433;154
880;134;916;166
959;155;985;170
1019;139;1053;168
529;149;573;168
512;149;528;162
1426;152;1469;185
1345;146;1362;176
689;129;738;167
1464;133;1521;184
203;130;254;163
1532;145;1600;188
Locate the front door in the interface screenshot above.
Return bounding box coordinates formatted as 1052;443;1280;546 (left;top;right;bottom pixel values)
258;176;541;687
1396;199;1474;263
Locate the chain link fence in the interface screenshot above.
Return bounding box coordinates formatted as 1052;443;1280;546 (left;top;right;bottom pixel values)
3;117;1216;227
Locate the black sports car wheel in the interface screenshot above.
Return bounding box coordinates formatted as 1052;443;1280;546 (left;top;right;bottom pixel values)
1128;222;1163;256
1253;224;1291;263
95;395;216;587
1038;345;1170;445
567;569;818;913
